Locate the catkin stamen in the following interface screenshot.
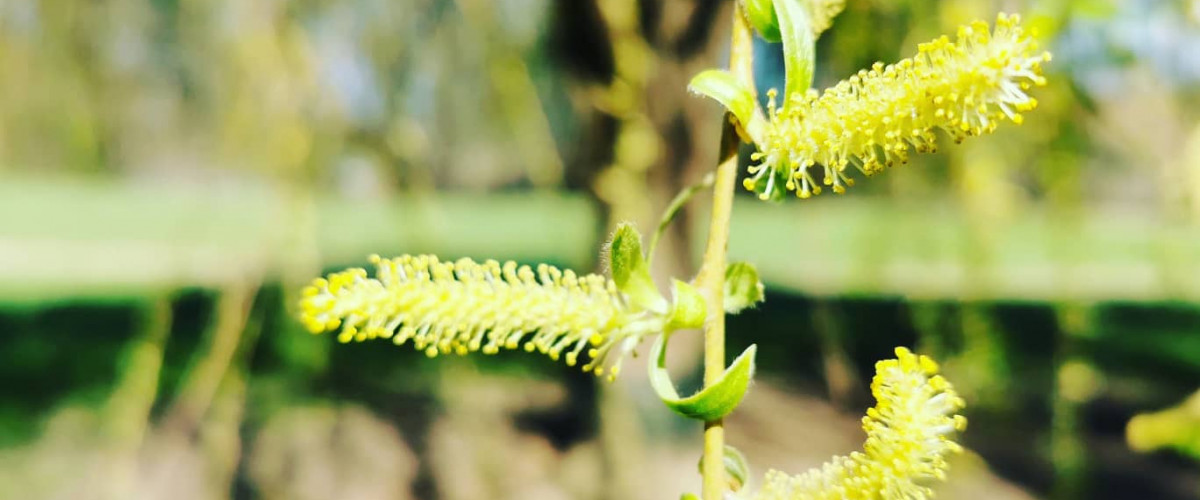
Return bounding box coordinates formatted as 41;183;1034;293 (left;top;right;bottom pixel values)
747;13;1050;199
754;347;966;500
300;255;664;378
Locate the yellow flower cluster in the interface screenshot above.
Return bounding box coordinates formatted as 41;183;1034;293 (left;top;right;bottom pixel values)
299;255;661;379
755;347;966;500
808;0;845;36
746;13;1050;199
1127;390;1200;457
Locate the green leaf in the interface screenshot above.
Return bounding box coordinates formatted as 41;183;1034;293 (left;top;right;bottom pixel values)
680;494;700;500
688;69;757;131
742;0;781;42
648;172;714;265
649;333;757;420
609;223;668;313
724;262;765;314
667;280;706;331
774;0;815;97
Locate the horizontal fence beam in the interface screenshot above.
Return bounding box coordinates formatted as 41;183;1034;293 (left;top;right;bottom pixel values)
723;199;1200;302
3;177;1198;305
0;178;598;305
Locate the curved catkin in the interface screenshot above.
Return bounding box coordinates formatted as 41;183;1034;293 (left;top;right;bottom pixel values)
808;0;845;36
746;13;1050;199
754;348;967;500
299;255;661;379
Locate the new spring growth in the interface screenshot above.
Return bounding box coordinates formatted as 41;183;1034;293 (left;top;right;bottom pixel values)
754;347;967;500
743;0;845;42
746;13;1051;199
299;254;687;380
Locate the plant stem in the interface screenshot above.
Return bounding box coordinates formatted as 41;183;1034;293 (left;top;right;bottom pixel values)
698;8;755;500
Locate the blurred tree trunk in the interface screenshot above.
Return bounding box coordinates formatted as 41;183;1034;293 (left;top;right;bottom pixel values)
551;1;733;498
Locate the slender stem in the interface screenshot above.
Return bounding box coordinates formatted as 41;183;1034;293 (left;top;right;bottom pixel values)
698;8;755;500
698;133;739;500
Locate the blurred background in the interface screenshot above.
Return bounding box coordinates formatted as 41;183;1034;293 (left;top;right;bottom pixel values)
1;0;1199;498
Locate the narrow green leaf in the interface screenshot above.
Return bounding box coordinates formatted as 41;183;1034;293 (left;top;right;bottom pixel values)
648;172;714;265
680;494;700;500
742;0;781;42
666;280;706;331
649;333;757;420
688;69;757;131
725;262;765;314
774;0;815;97
608;224;668;313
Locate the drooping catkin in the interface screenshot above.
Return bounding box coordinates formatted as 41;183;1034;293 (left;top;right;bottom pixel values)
300;255;664;379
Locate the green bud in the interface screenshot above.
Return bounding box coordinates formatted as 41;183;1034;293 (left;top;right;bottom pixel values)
609;223;668;314
724;262;765;314
698;445;752;492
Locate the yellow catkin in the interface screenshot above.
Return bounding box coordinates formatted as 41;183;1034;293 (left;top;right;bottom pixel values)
745;13;1051;199
754;347;967;500
299;255;662;379
1127;390;1200;455
809;0;846;36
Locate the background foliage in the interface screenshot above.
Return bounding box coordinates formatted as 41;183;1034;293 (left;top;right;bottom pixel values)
2;0;1199;498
